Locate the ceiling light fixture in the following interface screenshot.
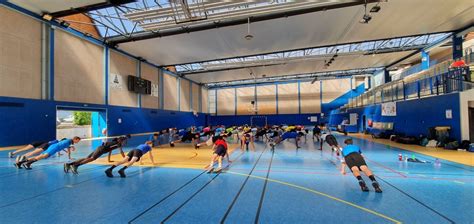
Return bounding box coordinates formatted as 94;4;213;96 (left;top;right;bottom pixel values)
244;17;254;40
42;13;53;21
359;1;372;24
370;5;381;13
59;20;70;28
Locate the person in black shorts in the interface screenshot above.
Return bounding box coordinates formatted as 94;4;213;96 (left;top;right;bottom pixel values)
342;139;382;193
320;132;342;156
64;135;130;174
105;141;155;178
206;135;231;173
312;125;321;142
9;141;53;159
14;140;60;164
170;131;201;148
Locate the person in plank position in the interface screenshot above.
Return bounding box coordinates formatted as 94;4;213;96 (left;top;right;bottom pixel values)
16;137;81;169
269;131;304;150
64;135;130;174
13;140;59;165
105;141;155;178
9;140;57;159
170;131;201;148
341;138;382;193
206;135;231;173
320;131;342;156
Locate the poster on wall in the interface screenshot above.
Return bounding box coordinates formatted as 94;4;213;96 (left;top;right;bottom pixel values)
309;116;318;122
110;73;124;90
151;84;159;97
381;102;397;116
445;109;452;119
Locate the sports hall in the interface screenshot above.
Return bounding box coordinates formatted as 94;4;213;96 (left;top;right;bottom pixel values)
0;1;473;223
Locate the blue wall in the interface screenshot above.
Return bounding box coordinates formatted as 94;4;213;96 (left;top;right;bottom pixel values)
209;83;365;127
329;93;461;141
0;96;207;147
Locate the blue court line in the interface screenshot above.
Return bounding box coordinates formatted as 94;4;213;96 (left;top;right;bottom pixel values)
128;170;206;222
160;171;222;222
159;151;247;223
226;171;402;224
221;147;268;222
129;151;245;223
377;176;455;224
255;150;275;223
0;167;106;209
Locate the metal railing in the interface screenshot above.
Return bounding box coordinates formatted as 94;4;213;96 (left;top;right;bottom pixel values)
343;66;472;109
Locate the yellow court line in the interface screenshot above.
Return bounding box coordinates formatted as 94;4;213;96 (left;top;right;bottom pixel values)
227;171;402;224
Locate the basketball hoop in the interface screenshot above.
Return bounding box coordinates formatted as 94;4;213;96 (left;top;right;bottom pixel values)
247;105;258;114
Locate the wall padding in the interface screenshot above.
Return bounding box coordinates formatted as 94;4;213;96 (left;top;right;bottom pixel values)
109;50;137;107
217;88;235;115
163;74;178;110
192;83;200;112
300;81;321;113
0;7;41;99
201;87;209;113
236;86;255;115
179;79;191;112
322;78;351;103
140;63;159;109
277;83;299;114
257;85;277;114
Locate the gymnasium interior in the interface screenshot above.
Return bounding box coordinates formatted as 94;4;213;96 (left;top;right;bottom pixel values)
0;0;473;223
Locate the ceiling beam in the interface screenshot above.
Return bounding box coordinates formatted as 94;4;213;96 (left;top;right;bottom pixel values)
49;0;135;18
108;0;379;44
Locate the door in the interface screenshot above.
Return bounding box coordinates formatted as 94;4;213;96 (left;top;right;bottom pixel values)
469;107;474;142
362;115;367;132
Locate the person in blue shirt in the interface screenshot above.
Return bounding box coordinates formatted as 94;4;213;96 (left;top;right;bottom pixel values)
16;137;81;169
9;140;57;160
269;130;304;150
105;141;155;178
148;133;161;147
12;140;59;164
342;139;382;193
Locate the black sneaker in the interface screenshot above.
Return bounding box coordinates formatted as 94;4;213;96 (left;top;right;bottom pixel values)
64;163;70;173
170;142;175;147
105;168;113;178
70;165;79;175
22;163;32;170
118;168;126;178
359;181;369;192
14;162;22;169
8;152;13;158
372;182;383;193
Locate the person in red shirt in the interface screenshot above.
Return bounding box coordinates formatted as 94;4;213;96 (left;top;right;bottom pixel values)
205;134;231;173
